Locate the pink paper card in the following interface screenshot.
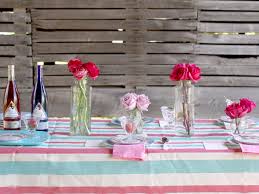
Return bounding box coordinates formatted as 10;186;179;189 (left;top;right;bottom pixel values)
240;143;259;153
113;143;145;160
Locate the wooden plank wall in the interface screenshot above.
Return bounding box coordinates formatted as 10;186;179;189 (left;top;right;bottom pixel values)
0;5;32;112
0;0;259;118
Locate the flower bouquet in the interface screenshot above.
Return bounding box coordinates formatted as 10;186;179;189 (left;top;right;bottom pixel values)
120;93;151;134
225;98;256;134
68;58;100;135
170;63;201;135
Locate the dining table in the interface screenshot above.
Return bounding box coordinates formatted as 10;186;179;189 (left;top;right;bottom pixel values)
0;117;259;193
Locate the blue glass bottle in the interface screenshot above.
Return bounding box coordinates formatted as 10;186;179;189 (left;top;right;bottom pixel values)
31;62;48;131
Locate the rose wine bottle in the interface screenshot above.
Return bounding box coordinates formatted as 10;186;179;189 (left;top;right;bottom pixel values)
31;62;48;131
3;65;21;130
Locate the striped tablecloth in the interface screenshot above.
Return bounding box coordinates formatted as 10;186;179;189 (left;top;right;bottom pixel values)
1;118;259;193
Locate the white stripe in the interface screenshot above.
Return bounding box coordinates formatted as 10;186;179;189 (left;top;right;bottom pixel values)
2;173;259;187
0;152;258;162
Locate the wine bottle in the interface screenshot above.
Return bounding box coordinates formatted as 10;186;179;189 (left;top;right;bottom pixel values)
31;62;48;131
3;65;21;130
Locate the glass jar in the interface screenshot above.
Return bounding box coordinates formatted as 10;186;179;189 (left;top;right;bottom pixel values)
70;78;92;135
174;80;195;136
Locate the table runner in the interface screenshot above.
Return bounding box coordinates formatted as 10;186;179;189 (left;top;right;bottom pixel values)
0;118;259;193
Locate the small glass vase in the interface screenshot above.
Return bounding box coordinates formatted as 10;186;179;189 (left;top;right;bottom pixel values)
70;78;92;136
232;117;247;134
174;80;195;136
129;110;144;134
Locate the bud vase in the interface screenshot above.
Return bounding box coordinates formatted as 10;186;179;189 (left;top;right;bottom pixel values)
174;80;195;136
129;110;144;134
70;78;92;135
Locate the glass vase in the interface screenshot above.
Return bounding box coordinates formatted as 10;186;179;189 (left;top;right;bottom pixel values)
70;78;92;136
129;109;144;134
174;80;195;136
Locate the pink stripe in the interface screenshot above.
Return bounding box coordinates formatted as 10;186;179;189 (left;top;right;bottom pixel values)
0;147;241;154
2;185;259;193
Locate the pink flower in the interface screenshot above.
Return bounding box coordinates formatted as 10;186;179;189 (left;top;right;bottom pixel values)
240;98;256;113
68;58;82;73
225;102;248;119
136;94;151;111
84;62;100;80
120;93;138;111
73;66;87;80
170;64;188;81
187;64;201;83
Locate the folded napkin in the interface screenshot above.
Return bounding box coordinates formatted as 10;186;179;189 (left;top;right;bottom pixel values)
112;143;145;160
239;143;259;154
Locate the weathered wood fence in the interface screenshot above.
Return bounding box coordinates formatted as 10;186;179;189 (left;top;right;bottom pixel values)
0;0;259;117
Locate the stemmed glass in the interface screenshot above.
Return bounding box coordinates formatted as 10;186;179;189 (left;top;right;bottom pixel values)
22;114;40;137
120;117;138;144
160;106;175;129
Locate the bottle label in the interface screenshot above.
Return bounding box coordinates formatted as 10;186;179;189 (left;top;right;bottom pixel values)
33;103;47;120
4;120;21;129
5;101;19;118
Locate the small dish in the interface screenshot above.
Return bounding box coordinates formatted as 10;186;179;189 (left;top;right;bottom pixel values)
109;134;146;145
232;134;259;145
0;130;48;146
111;117;154;125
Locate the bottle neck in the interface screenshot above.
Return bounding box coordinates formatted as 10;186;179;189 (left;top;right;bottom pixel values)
37;65;43;81
8;65;15;81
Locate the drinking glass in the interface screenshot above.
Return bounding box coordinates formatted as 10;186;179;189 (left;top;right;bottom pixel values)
120;117;138;143
160;106;175;128
22;115;40;136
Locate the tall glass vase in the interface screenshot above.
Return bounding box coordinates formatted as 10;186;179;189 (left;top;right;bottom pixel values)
70;78;92;136
174;80;194;136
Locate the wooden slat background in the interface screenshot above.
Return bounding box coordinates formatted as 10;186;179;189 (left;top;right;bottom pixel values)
0;0;259;118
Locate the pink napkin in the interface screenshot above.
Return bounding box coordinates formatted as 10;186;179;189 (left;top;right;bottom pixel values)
112;143;145;160
240;143;259;153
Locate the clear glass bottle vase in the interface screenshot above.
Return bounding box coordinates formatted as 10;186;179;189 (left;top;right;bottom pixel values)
129;109;144;134
70;78;92;136
174;80;195;136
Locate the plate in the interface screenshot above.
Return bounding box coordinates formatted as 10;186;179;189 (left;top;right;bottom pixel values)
111;117;155;125
232;134;259;145
109;135;146;145
0;130;49;146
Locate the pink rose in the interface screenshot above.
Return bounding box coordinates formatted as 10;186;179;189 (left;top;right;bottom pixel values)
136;94;151;111
73;66;87;80
225;102;248;119
170;64;188;81
120;93;138;111
68;58;82;73
240;98;256;113
84;62;100;80
187;64;201;83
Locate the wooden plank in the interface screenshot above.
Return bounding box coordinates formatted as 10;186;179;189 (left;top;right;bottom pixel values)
32;9;196;20
0;46;31;56
197;1;259;11
0;0;193;8
146;43;194;54
0;35;31;45
33;31;127;42
0;12;30;23
198;23;259;33
0;77;32;88
34;20;197;31
199;11;259;22
0;24;31;33
33;54;128;64
198;34;259;44
34;43;126;54
195;45;259;56
0;57;32;67
147;31;196;42
43;64;259;76
193;55;259;66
